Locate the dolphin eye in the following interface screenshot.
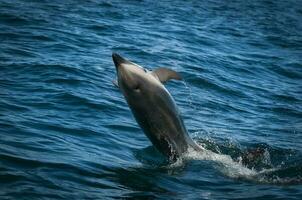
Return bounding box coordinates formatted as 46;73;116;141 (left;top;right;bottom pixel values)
143;68;148;72
133;85;140;92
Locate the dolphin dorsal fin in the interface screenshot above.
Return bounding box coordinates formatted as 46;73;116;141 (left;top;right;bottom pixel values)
151;67;182;83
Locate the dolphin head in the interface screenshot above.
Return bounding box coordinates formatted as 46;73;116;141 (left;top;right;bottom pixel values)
112;53;158;96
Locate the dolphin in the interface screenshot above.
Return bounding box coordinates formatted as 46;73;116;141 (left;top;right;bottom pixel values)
112;53;202;161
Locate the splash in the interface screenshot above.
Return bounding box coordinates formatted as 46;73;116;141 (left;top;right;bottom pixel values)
181;80;197;111
166;141;277;181
167;143;302;185
183;147;259;179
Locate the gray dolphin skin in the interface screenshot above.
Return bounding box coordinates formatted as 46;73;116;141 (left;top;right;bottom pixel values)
112;53;201;161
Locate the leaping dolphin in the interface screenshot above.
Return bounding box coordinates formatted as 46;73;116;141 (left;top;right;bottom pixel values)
112;53;202;161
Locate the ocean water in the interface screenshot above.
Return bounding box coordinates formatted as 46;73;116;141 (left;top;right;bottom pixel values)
1;0;302;199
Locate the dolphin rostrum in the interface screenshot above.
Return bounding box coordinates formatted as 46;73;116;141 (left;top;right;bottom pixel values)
112;53;202;161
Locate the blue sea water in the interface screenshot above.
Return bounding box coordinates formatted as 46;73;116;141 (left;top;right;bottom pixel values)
1;0;302;199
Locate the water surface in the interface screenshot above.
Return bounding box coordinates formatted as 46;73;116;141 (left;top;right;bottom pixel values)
1;0;302;199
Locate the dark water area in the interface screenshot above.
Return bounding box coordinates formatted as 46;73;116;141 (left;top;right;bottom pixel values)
1;0;302;199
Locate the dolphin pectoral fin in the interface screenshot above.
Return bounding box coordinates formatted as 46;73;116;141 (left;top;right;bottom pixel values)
151;68;182;84
112;80;119;88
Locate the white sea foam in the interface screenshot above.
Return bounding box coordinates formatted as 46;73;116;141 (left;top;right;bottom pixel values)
163;140;300;184
183;147;258;178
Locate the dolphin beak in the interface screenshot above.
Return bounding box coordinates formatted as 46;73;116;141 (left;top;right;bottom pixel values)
112;53;127;69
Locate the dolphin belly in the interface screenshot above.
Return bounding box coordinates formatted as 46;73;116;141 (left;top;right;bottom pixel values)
127;89;196;160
